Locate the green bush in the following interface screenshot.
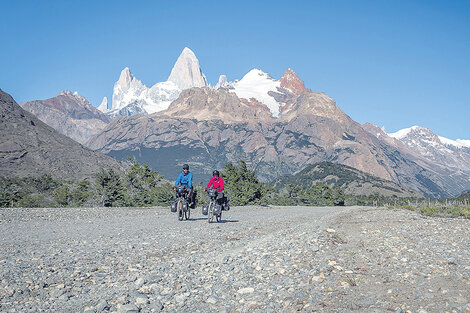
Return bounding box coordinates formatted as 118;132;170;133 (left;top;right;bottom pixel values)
95;169;126;207
70;180;93;206
17;193;45;208
53;185;71;206
223;161;265;206
150;183;174;206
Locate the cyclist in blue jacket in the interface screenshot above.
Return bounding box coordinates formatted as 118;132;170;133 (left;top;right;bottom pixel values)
174;164;194;206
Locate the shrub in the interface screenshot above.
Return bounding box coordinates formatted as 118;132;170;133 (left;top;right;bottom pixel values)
223;161;265;206
95;169;126;207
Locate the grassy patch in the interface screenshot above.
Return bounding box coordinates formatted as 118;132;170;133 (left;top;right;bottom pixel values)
392;205;470;219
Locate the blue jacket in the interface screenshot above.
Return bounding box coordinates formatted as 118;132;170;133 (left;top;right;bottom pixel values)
175;171;193;188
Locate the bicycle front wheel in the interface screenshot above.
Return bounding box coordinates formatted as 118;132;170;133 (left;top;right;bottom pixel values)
184;203;190;220
177;199;183;221
208;201;214;223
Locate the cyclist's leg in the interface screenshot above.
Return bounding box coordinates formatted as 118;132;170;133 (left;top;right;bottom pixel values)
187;187;194;205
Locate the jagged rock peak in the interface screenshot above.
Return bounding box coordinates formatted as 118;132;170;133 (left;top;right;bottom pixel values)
280;68;309;96
58;90;80;97
57;90;89;105
117;67;134;88
168;47;208;90
215;75;233;89
216;75;227;88
98;97;108;113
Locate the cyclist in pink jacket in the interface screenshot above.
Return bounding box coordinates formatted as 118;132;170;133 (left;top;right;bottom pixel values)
206;170;225;206
205;170;224;192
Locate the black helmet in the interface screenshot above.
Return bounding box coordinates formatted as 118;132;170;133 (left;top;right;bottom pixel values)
182;164;189;170
213;170;219;176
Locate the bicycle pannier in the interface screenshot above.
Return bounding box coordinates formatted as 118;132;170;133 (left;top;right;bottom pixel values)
170;200;177;212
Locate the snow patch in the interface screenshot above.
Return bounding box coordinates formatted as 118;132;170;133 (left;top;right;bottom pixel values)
388;126;421;139
456;139;470;148
231;69;282;117
439;136;470;148
439;136;464;148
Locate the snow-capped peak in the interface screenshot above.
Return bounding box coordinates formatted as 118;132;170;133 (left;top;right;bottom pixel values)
242;68;275;81
168;47;208;90
388;126;423;140
386;125;470;175
231;68;282;117
110;65;181;116
388;125;470;153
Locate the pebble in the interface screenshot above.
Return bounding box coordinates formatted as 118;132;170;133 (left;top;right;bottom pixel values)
237;287;255;294
206;297;217;304
117;303;139;313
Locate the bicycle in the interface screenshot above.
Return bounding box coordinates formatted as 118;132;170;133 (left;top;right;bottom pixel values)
174;186;190;221
206;189;221;223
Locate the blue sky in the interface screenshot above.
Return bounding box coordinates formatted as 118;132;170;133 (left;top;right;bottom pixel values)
1;0;469;139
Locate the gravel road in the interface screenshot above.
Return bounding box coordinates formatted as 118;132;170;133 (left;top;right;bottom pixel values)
0;206;468;312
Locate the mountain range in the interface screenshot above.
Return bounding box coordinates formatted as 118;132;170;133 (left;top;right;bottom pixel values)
0;89;124;180
20;91;110;145
13;47;470;198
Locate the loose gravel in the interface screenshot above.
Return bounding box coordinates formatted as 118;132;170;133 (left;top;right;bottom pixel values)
0;206;468;312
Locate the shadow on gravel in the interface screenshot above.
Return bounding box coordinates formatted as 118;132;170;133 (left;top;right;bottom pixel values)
217;220;239;223
185;218;240;223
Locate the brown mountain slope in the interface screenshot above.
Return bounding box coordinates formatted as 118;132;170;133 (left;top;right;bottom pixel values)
87;86;459;197
272;162;420;197
0;89;123;180
362;123;470;196
20;91;110;144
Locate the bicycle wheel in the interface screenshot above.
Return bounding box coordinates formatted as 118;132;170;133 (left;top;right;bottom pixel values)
177;199;183;221
208;201;214;223
184;203;190;220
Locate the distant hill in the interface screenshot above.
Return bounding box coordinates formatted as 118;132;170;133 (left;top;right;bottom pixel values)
457;190;470;198
0;89;124;180
272;162;421;197
20;90;110;145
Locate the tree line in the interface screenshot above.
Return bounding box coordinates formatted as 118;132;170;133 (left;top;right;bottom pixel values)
2;159;469;210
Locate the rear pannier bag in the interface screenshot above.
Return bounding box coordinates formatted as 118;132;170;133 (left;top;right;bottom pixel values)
170;200;177;212
222;196;230;211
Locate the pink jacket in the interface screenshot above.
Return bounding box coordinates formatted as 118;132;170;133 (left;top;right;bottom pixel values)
206;176;224;191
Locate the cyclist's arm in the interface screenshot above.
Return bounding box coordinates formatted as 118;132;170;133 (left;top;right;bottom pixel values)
175;173;182;187
218;177;224;192
206;177;213;190
187;172;193;188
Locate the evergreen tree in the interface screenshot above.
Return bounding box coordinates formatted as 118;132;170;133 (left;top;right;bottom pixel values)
223;160;264;205
95;169;125;207
53;185;71;206
124;158;167;206
70;180;93;206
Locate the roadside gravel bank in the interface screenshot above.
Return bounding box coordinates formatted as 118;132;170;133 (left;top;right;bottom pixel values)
0;206;468;312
